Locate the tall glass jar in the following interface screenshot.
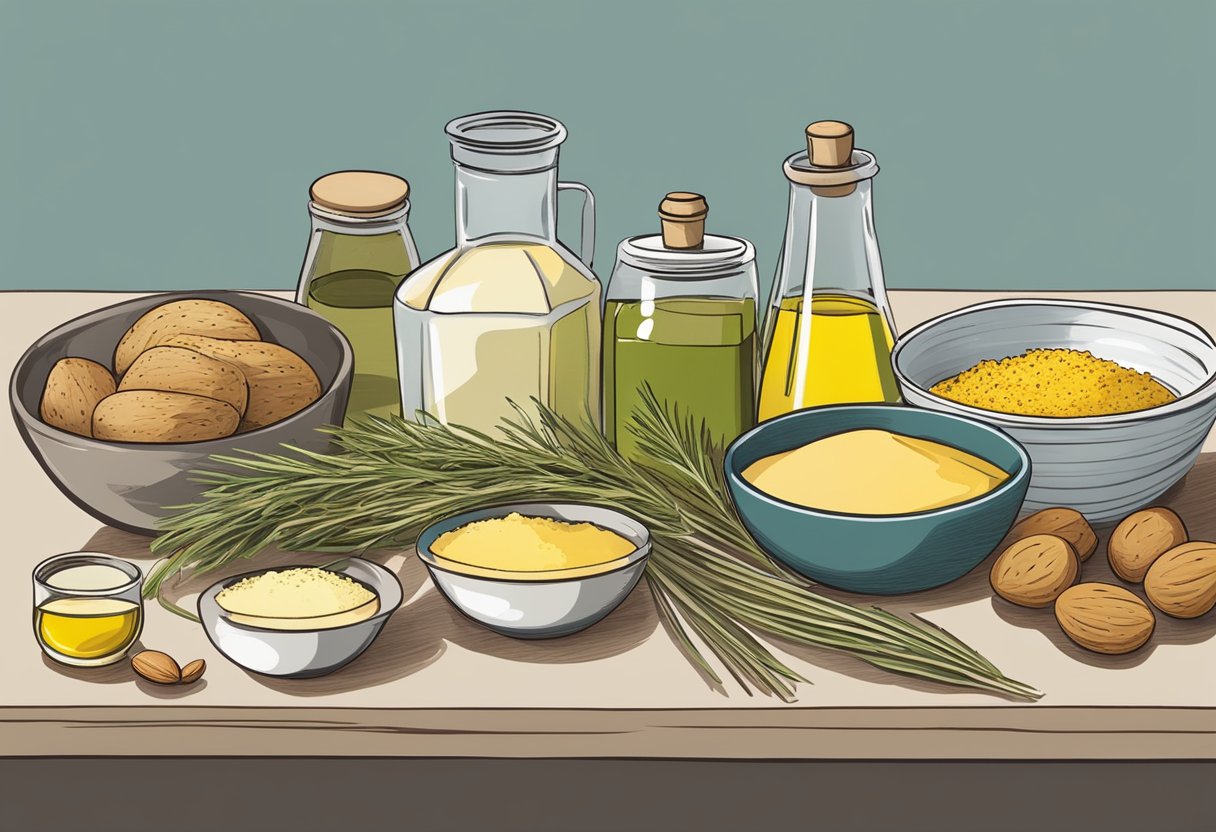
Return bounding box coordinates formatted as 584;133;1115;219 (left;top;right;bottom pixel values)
395;111;600;433
604;192;758;459
757;121;899;421
297;171;419;423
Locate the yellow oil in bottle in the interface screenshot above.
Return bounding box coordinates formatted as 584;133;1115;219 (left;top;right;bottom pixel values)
758;294;899;420
35;598;142;664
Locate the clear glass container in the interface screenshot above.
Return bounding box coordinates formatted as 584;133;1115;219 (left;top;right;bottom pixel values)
604;192;758;459
33;553;143;668
757;121;899;421
297;171;420;423
395;111;600;433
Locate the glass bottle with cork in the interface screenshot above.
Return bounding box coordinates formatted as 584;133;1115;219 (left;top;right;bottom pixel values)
297;171;420;423
603;192;759;459
394;111;600;433
757;121;899;420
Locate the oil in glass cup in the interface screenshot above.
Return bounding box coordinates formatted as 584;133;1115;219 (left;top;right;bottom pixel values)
33;553;143;667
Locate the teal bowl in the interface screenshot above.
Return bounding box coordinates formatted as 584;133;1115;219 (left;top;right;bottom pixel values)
724;406;1031;595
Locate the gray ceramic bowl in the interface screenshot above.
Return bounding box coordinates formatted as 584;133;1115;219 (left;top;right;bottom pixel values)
416;503;651;639
892;299;1216;523
10;291;353;534
725;405;1030;595
198;558;402;678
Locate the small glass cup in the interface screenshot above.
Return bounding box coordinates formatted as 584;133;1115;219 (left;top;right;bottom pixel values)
33;553;143;667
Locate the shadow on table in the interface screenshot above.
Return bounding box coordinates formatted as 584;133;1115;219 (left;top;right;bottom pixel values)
39;639;211;698
80;526;659;696
77;458;1212;700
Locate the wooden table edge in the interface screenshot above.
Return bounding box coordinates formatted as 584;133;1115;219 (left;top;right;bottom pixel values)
3;706;1213;759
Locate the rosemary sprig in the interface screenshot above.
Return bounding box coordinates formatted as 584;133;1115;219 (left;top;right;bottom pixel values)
146;390;1040;701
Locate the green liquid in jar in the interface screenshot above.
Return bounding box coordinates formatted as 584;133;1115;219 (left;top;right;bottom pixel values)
604;297;757;461
306;269;404;422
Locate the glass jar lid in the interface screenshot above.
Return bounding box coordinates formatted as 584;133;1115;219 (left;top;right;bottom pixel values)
310;171;410;218
617;233;755;278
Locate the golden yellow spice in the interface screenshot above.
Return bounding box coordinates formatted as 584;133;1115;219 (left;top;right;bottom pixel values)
742;429;1008;515
216;567;379;630
931;348;1175;417
432;512;635;577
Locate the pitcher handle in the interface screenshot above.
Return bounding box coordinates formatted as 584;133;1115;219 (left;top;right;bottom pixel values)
558;181;596;268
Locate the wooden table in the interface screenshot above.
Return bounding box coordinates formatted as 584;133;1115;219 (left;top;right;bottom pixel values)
2;290;1213;830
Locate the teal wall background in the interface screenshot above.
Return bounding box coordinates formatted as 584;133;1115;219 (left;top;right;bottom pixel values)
2;0;1212;295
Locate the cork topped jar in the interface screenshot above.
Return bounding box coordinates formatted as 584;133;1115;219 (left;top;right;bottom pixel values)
603;192;759;459
296;171;419;424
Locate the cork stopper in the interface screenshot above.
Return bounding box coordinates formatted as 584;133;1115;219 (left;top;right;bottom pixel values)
310;171;410;217
659;192;709;250
806;121;855;167
804;121;857;198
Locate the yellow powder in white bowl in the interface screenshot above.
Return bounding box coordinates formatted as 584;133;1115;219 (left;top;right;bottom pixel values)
431;512;636;578
216;567;379;630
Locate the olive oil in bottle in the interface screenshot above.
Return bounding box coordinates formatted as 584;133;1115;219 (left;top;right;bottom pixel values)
605;296;756;457
306;268;405;420
603;193;759;459
298;172;419;424
757;294;897;420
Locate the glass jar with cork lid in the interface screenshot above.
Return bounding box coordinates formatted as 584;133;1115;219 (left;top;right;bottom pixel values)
297;170;420;423
603;192;759;459
757;121;899;420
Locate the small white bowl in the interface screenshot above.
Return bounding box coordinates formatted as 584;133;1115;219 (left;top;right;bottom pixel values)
892;299;1216;523
197;559;402;678
415;503;651;639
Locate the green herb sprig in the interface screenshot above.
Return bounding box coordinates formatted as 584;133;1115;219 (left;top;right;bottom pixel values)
145;389;1040;701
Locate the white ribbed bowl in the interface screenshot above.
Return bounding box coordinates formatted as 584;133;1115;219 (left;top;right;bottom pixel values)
892;299;1216;524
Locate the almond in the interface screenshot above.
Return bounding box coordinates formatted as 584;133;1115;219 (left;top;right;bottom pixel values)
1144;541;1216;619
180;659;207;685
1054;583;1155;655
131;650;181;684
1006;508;1097;561
990;534;1079;608
1108;507;1188;583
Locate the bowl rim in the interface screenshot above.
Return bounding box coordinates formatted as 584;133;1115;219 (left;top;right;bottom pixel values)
415;501;653;585
9;290;354;450
891;298;1216;427
197;559;403;635
724;404;1032;523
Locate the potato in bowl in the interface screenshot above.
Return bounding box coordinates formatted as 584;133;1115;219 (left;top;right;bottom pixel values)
11;291;353;533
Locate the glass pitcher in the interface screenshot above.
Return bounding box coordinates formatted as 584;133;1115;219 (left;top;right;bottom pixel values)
395;111;600;433
757;120;899;421
297;171;419;423
604;192;758;459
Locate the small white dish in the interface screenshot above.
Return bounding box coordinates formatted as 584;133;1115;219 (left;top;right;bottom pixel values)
197;559;402;678
415;503;651;639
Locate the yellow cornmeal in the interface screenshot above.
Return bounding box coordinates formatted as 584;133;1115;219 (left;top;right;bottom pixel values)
432;512;635;576
743;428;1009;515
216;567;378;629
930;348;1176;417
